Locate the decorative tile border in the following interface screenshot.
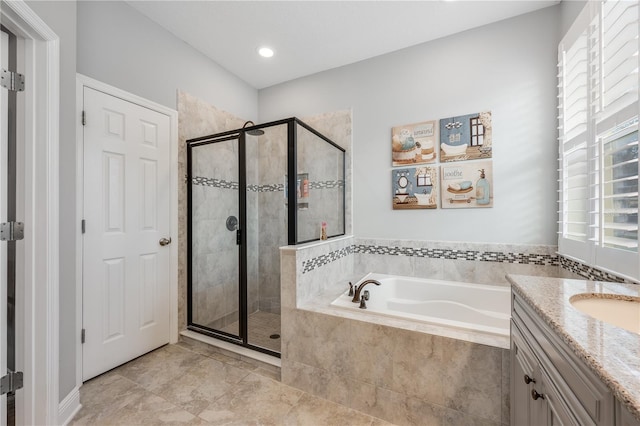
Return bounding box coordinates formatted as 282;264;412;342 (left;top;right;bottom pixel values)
302;245;354;274
248;183;283;192
191;176;238;190
558;256;631;283
192;177;344;193
309;180;345;190
301;243;560;274
353;245;560;266
298;241;639;285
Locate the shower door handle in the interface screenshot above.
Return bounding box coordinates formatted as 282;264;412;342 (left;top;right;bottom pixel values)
159;237;172;246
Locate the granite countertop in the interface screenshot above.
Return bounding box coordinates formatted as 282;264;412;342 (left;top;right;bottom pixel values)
507;274;640;421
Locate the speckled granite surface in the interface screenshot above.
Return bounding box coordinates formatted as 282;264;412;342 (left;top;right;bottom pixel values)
507;274;640;421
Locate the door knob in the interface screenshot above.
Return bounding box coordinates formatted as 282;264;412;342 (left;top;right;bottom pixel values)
159;237;172;246
531;389;545;401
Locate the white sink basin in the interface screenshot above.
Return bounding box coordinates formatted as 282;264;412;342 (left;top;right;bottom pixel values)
570;295;640;334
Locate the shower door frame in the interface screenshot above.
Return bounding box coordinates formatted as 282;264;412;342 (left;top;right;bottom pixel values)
186;133;250;351
186;118;292;358
288;118;346;245
186;117;346;357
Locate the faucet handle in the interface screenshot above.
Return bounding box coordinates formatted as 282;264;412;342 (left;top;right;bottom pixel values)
348;282;354;297
359;290;370;309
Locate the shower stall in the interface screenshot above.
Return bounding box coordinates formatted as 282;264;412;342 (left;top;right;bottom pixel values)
186;118;345;356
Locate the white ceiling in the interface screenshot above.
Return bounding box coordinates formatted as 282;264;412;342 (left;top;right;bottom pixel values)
127;1;559;89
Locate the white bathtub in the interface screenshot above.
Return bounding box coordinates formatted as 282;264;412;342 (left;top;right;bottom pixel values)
330;272;511;336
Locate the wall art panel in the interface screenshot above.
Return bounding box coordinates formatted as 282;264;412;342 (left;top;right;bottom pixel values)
392;166;439;210
441;160;493;208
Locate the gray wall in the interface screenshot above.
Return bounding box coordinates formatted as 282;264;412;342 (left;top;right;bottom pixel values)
259;6;561;245
76;0;258;119
560;1;588;37
25;0;78;403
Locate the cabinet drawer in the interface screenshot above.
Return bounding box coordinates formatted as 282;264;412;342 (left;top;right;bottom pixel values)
513;293;613;425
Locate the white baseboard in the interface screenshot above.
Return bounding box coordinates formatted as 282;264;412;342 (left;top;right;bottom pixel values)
58;386;81;425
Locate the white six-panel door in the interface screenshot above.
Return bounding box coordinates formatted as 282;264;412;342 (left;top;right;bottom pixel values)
82;87;171;381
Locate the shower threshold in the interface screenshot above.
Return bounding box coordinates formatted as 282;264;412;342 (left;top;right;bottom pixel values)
180;329;281;368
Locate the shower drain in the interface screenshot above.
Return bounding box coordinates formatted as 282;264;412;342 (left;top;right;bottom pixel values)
269;334;280;340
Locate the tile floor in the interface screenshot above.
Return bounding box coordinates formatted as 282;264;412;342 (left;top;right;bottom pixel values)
218;311;282;353
70;342;392;425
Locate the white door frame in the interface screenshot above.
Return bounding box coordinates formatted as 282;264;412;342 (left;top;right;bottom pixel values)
75;74;179;385
0;1;59;424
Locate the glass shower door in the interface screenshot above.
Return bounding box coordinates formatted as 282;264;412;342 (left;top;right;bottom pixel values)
245;125;286;353
188;136;241;340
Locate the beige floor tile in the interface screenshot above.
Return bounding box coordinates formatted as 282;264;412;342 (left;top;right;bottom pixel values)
283;393;377;426
111;393;198;425
198;373;302;424
72;343;399;426
113;344;203;390
151;356;250;416
71;377;197;425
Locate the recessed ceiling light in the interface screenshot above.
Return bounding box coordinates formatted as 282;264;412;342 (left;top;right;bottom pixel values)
258;47;274;58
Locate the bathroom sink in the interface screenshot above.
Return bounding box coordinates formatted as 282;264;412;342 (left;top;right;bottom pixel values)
570;294;640;334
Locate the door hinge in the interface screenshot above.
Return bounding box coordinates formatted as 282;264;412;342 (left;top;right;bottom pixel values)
0;222;24;242
81;328;85;344
0;69;25;92
82;110;86;126
81;219;86;234
0;371;23;395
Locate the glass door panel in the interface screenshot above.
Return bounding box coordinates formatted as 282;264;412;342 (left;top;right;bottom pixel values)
189;137;241;339
245;125;285;353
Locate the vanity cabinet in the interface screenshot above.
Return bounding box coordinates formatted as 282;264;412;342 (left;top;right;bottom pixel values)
512;323;582;425
511;291;617;426
618;402;640;426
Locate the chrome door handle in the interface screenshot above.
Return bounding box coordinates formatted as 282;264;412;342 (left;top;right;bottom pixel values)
159;237;172;246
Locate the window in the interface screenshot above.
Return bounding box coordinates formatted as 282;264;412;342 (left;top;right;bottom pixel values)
470;116;484;146
558;0;639;279
417;172;432;187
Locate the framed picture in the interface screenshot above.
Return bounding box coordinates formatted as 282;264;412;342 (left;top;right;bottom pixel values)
391;120;438;166
392;166;438;210
440;160;493;208
440;111;492;162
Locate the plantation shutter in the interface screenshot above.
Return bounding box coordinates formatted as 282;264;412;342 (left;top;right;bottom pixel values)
594;0;639;277
558;9;592;261
558;0;640;280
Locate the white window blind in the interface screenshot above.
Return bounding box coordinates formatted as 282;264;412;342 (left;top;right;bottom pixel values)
563;143;589;241
558;0;639;280
600;119;638;251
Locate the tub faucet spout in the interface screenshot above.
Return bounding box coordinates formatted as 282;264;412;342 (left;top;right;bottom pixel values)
352;279;381;303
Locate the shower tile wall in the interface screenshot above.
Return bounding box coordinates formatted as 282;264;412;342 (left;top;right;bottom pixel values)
246;140;260;314
255;113;352;315
296;126;345;242
300;110;353;238
256;125;288;314
178;91;246;331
